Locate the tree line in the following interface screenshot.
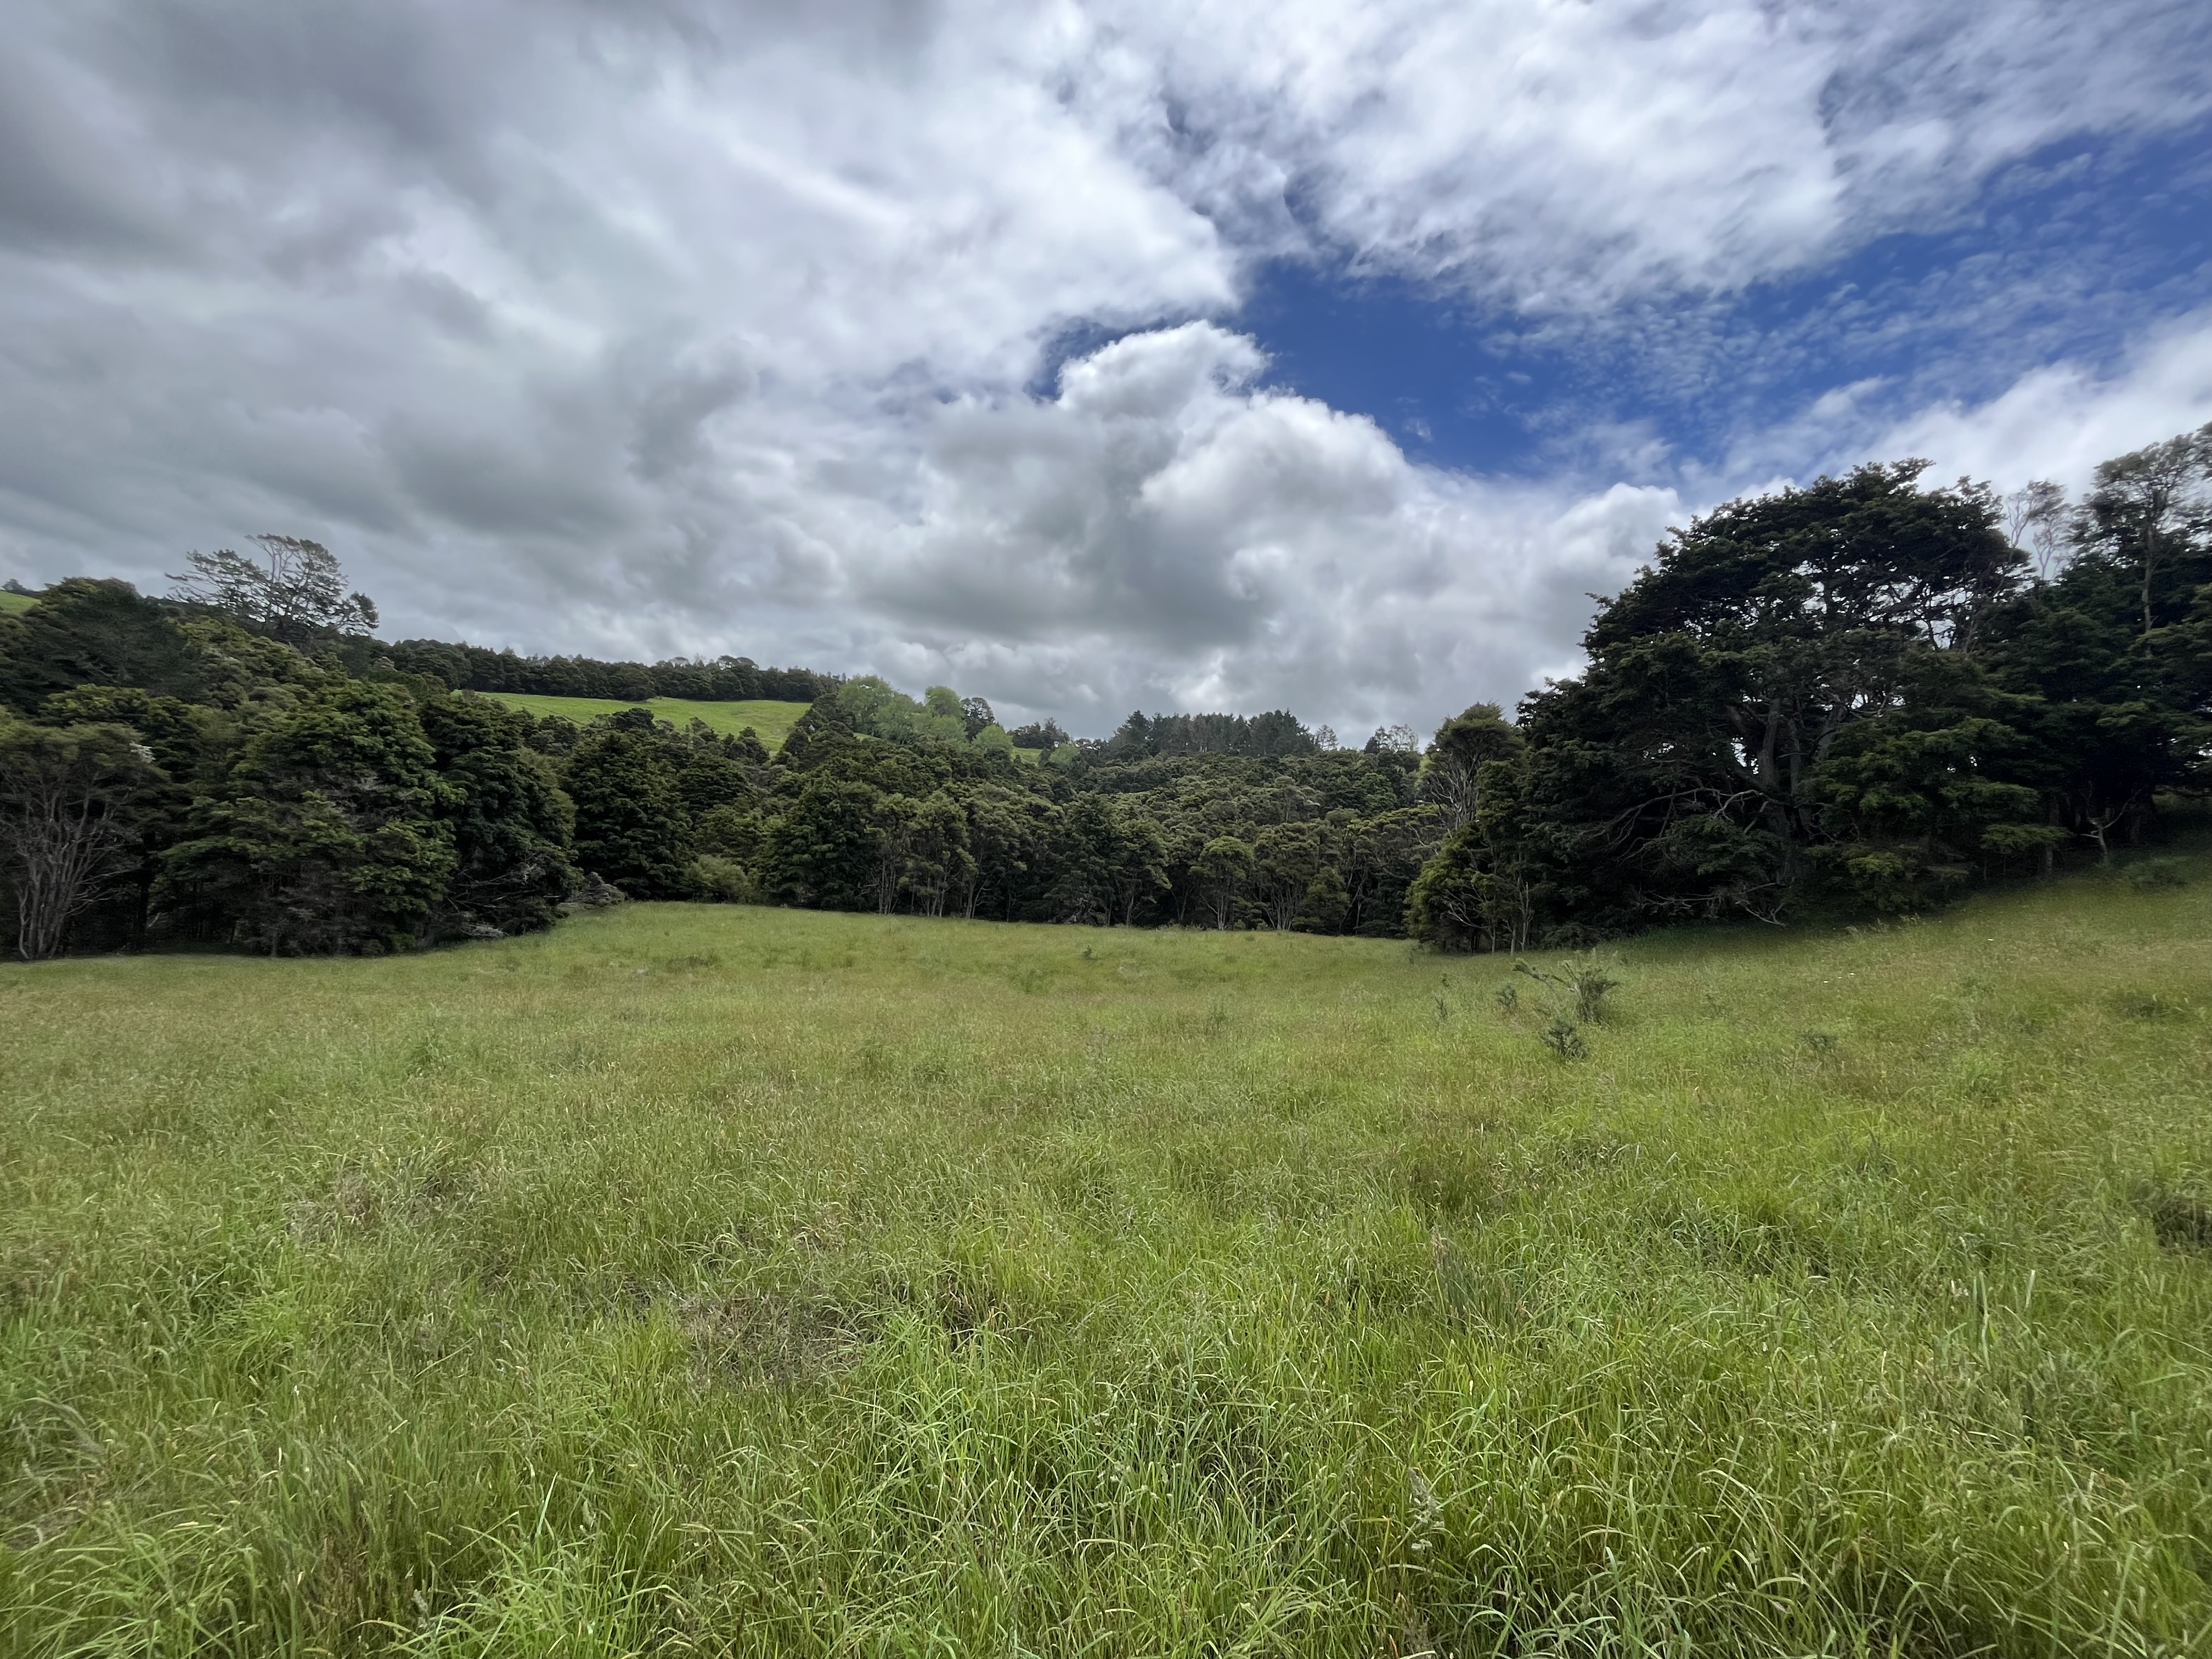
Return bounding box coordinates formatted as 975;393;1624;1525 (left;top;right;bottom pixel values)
2;424;2206;960
382;639;838;706
1408;429;2212;948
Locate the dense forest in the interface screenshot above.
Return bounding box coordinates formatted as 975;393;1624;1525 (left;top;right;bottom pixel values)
2;425;2207;961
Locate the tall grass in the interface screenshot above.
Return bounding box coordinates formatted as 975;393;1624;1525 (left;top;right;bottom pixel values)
3;855;2210;1655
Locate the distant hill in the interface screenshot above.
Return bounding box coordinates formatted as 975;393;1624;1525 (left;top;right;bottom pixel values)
482;692;811;750
0;589;36;616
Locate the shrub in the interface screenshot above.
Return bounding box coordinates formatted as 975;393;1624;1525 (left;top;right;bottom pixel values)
1515;952;1621;1021
1539;1016;1588;1061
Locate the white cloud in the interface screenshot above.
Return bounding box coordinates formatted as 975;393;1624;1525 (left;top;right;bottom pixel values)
1864;310;2212;495
1706;309;2212;503
1077;0;2211;306
837;324;1681;732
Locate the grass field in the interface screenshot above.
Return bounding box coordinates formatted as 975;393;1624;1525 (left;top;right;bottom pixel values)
0;589;36;616
478;695;811;749
4;858;2210;1655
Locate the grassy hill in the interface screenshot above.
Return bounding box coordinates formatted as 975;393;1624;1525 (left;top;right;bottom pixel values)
479;692;811;749
3;858;2209;1652
0;588;36;615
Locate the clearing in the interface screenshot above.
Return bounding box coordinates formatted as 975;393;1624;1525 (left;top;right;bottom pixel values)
2;856;2209;1653
479;693;811;748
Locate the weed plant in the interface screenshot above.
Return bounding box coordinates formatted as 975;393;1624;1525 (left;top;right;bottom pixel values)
3;859;2211;1654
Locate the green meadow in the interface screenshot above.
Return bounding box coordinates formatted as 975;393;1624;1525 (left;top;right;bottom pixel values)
0;590;36;616
479;695;812;749
4;855;2210;1655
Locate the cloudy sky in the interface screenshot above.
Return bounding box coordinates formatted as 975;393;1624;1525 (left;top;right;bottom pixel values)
3;0;2209;737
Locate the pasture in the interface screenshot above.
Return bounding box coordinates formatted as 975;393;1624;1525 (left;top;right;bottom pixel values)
479;695;812;749
3;857;2210;1654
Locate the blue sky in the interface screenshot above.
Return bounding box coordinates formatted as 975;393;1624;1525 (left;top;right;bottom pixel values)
1240;118;2212;482
1;0;2208;736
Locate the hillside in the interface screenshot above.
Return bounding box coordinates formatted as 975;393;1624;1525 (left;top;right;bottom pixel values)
0;589;35;615
479;691;812;749
3;855;2208;1652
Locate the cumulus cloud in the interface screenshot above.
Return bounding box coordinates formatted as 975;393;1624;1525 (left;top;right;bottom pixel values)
833;324;1681;732
0;0;2204;735
1709;308;2212;502
1865;310;2212;495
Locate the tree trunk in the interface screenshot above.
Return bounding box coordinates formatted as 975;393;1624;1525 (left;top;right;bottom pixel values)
8;793;125;961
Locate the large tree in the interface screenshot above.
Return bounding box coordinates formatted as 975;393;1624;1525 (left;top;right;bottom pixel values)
159;682;455;955
561;713;692;899
2073;425;2212;638
420;694;578;935
1415;463;2056;941
168;535;379;646
0;716;161;960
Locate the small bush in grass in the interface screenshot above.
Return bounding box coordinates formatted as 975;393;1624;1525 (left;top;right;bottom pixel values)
1539;1016;1588;1061
1513;951;1617;1058
1516;952;1621;1021
2123;857;2190;891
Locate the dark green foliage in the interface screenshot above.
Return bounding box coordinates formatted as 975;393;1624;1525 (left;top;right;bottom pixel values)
1538;1016;1588;1060
0;579;205;713
386;637;838;702
763;777;887;910
419;695;577;935
0;566;595;954
1097;707;1319;760
159;681;458;955
1412;434;2212;948
562;718;693;899
0;714;163;959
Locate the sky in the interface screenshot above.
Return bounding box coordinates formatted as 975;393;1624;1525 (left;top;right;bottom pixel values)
1;0;2209;740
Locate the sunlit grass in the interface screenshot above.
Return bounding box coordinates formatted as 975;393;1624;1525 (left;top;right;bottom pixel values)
478;695;811;749
3;854;2210;1654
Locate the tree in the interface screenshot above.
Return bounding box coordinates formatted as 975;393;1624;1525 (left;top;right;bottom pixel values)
1192;836;1255;929
1007;718;1069;753
168;535;379;646
958;785;1051;918
761;777;884;910
900;791;974;917
1408;462;2050;944
562;716;691;898
0;716;161;960
159;682;456;954
2004;480;2069;580
1422;703;1523;833
2074;426;2212;638
0;578;205;713
37;685;212;946
420;695;578;935
1250;821;1329;930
